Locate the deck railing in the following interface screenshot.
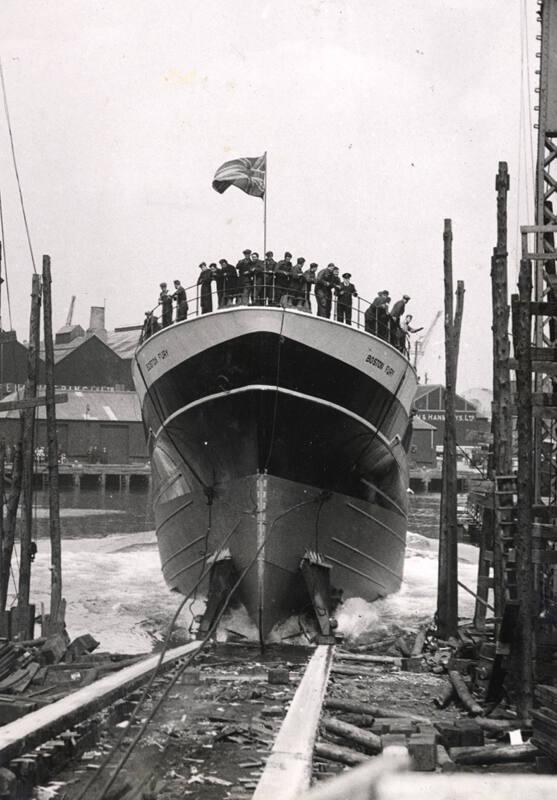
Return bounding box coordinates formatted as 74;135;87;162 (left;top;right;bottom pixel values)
140;276;411;357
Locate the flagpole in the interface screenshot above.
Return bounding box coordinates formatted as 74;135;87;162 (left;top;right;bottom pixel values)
263;151;267;256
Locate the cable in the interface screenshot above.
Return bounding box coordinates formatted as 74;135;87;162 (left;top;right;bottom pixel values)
93;496;320;800
0;191;13;329
134;353;210;493
0;58;36;274
73;519;242;800
264;306;287;472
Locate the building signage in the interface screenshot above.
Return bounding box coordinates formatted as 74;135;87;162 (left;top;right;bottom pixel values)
419;411;476;423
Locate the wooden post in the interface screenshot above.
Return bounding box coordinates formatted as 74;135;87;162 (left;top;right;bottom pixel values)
488;163;513;619
17;274;41;617
1;442;22;611
511;260;534;721
0;439;4;567
42;256;62;628
437;219;459;639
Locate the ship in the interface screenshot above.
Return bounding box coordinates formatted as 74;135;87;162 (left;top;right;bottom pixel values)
132;286;418;640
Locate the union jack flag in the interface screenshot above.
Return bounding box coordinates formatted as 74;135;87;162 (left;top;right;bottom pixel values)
212;154;266;198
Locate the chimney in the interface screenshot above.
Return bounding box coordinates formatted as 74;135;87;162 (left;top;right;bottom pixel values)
87;306;106;339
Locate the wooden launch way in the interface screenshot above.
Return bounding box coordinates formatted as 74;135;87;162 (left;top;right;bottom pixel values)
0;641;555;799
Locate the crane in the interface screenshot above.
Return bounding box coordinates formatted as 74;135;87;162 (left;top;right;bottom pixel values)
412;309;442;372
65;295;76;327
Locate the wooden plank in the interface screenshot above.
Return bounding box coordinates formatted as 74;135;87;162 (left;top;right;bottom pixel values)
378;774;557;800
253;645;334;800
0;641;201;766
302;748;409;800
521;224;557;233
0;393;68;413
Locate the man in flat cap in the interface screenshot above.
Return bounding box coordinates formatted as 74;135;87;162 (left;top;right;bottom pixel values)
219;258;238;306
236;249;253;305
315;263;340;318
336;272;358;325
250;251;266;305
264;250;277;305
275;251;293;307
159;282;173;327
389;294;411;350
173;279;188;321
365;290;389;336
302;262;318;312
289;257;306;308
197;262;214;314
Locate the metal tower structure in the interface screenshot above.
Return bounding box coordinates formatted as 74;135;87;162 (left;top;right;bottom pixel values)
531;0;557;504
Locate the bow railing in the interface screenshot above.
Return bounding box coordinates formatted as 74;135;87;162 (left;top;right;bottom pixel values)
140;275;412;358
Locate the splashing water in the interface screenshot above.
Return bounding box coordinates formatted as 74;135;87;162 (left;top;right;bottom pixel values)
16;526;479;652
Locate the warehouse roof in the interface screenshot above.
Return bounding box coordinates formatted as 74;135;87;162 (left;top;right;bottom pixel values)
412;416;436;430
0;389;142;423
40;329;141;365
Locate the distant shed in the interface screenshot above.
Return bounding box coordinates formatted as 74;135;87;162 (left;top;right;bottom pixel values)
413;383;490;446
0;389;147;464
409;416;436;468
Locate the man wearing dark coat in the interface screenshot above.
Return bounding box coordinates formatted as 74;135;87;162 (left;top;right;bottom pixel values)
289;257;306;307
250;251;266;305
219;259;238;306
315;264;338;318
365;290;389;335
302;263;318;312
159;282;173;327
275;251;293;307
264;251;277;305
197;262;214;314
389;294;410;349
236;248;253;305
173;279;188;321
335;273;358;325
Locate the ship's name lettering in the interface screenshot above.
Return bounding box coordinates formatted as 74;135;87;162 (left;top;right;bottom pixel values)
365;354;395;376
145;349;169;372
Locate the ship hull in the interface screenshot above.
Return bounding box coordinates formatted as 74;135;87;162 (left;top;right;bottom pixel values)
134;307;418;638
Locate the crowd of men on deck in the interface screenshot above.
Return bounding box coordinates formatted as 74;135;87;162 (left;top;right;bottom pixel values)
143;249;421;352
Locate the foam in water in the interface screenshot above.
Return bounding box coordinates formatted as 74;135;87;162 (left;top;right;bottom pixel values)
14;530;479;651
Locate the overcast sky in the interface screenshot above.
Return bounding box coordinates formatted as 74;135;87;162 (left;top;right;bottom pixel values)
0;0;539;391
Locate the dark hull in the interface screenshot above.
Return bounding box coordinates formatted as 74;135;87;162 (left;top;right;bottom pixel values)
134;308;417;638
157;473;406;638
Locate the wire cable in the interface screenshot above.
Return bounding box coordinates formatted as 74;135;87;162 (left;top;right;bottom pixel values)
73;518;242;800
92;496;320;800
264;306;287;472
0;58;36;274
0;190;13;329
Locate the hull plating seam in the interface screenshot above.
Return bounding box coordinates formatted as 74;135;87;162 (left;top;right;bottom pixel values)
325;556;388;592
160;534;207;570
359;478;407;518
331;537;402;580
156;499;194;535
153;383;392;450
346;502;406;544
166;554;206;583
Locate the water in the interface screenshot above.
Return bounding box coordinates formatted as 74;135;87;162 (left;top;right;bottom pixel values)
12;488;478;652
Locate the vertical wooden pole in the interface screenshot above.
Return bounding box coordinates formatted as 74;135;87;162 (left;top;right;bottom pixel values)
18;274;41;611
42;256;62;626
0;442;21;611
512;260;534;720
489;162;513;620
437;219;459;639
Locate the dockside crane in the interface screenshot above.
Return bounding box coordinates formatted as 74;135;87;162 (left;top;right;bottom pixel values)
412;309;442;373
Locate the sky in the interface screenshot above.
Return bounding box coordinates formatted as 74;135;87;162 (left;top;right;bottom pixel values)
0;0;540;391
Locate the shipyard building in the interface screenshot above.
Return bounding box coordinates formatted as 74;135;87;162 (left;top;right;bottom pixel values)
0;307;146;465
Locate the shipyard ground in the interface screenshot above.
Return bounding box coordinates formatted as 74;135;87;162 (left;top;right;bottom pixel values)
44;638;546;800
